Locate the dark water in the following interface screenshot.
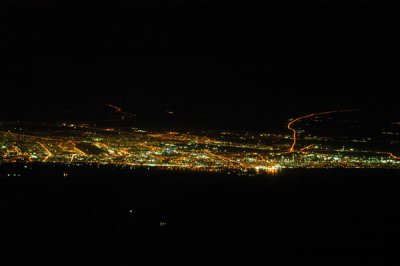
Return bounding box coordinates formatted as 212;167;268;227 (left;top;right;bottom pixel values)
1;165;400;265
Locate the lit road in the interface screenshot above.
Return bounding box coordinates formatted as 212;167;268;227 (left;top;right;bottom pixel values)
287;110;353;152
1;109;400;173
107;104;136;121
37;142;53;162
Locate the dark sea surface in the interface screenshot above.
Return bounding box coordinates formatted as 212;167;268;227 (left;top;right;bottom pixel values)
1;165;400;265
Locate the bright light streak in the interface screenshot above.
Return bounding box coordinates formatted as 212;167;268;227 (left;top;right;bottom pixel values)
37;142;53;162
287;110;354;152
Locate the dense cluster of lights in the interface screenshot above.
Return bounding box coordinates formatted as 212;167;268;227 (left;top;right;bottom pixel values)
1;118;399;174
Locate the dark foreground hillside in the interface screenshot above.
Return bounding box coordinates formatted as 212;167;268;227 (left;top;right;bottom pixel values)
1;164;400;265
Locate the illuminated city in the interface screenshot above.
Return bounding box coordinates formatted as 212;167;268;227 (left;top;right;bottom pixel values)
2;108;399;174
3;2;400;265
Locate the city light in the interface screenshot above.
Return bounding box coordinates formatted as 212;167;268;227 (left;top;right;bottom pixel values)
1;113;399;174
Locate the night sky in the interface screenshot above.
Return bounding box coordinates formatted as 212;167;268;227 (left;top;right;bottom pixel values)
1;1;399;121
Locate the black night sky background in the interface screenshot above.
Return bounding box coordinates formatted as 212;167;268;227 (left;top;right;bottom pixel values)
4;2;400;266
1;1;400;125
